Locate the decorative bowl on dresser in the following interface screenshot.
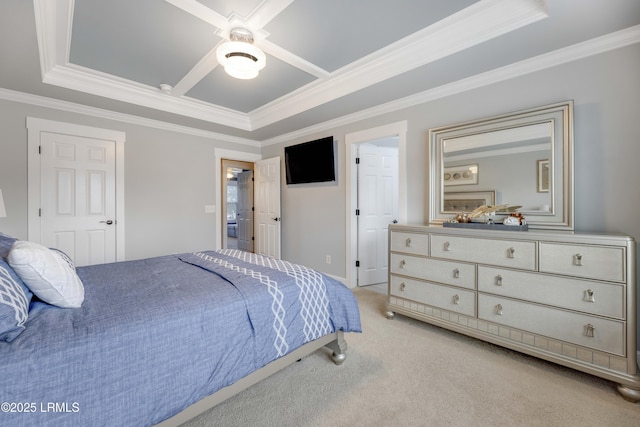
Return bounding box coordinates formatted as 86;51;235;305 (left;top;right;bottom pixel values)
386;224;640;402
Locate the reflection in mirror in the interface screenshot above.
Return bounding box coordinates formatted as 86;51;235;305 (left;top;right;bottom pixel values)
429;101;573;230
443;122;552;212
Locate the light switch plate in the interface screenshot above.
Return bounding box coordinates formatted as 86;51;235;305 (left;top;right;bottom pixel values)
205;205;216;213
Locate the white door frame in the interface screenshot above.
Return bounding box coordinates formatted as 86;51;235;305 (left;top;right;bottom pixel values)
215;148;261;250
26;117;126;261
345;121;407;288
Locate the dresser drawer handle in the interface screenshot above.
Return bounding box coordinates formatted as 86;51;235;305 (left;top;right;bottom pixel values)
585;289;595;303
507;247;515;258
400;259;406;268
443;242;450;252
496;304;503;315
495;275;503;286
574;253;583;266
453;268;460;279
585;323;595;338
405;238;411;247
452;294;460;305
400;282;406;292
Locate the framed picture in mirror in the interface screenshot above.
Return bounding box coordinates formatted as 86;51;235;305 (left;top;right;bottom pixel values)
443;190;495;212
443;164;478;186
537;159;549;192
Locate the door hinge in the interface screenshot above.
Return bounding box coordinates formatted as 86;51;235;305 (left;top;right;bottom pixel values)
252;236;255;241
38;208;41;217
355;157;360;164
355;260;360;267
38;145;41;154
355;209;360;216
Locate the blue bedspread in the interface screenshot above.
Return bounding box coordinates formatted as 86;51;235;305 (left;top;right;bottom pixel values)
0;250;361;427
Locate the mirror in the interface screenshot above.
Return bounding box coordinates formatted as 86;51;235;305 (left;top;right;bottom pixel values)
429;101;574;230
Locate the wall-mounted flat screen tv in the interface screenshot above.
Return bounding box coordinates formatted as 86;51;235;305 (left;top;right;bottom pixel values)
285;136;335;184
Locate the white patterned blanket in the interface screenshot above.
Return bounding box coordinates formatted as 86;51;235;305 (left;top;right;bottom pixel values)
179;250;351;367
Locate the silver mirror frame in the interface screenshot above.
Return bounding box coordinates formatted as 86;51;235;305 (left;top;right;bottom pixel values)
429;101;574;230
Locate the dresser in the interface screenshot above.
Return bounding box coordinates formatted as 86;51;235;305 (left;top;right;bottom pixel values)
387;224;640;402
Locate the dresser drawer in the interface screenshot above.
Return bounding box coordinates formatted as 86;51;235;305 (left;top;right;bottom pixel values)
478;294;625;356
390;253;426;277
539;242;625;283
390;253;475;289
390;275;476;316
390;231;429;255
478;266;624;319
431;234;536;270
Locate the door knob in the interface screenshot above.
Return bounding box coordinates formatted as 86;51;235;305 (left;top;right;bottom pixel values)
272;217;280;222
100;220;114;225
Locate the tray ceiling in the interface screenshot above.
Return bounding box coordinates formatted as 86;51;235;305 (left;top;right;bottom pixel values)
35;0;545;130
0;0;638;141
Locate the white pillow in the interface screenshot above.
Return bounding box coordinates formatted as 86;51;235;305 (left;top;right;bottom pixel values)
7;241;84;308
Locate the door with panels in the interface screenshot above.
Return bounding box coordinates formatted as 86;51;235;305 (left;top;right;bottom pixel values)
40;132;117;266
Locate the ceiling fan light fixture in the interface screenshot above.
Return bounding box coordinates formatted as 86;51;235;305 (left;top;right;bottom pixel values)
216;28;266;80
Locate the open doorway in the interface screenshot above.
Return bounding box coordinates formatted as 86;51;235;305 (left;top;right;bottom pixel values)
221;159;254;251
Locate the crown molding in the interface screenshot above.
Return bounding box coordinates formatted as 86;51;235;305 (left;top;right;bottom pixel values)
42;64;254;131
8;19;639;149
33;0;252;131
249;0;548;130
33;0;547;131
0;88;261;147
261;25;640;146
33;0;72;76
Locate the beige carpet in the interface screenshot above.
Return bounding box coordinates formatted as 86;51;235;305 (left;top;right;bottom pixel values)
181;288;640;426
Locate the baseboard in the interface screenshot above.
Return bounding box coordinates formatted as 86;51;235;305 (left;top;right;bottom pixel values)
324;273;349;287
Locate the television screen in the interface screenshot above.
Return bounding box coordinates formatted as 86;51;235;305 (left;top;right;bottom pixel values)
285;137;335;184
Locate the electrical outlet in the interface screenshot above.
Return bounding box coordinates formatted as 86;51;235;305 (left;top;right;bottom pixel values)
325;255;331;264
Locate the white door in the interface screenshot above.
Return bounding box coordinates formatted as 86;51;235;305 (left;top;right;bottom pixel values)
237;170;254;252
40;132;117;266
254;157;281;259
357;144;398;286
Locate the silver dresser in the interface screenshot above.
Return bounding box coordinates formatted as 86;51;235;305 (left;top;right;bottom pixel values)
387;224;640;401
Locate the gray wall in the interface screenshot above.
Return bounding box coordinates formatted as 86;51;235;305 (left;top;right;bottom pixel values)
447;150;551;210
0;44;638;339
263;44;640;341
262;136;345;277
265;44;640;272
0;100;260;260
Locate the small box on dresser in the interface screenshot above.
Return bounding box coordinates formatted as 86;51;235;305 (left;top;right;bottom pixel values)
386;224;640;402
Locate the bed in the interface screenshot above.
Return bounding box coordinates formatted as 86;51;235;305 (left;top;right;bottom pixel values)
0;233;361;426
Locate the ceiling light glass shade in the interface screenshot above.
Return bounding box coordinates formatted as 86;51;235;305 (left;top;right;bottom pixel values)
216;41;266;80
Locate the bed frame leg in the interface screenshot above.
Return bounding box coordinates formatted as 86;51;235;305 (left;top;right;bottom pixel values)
324;331;348;365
